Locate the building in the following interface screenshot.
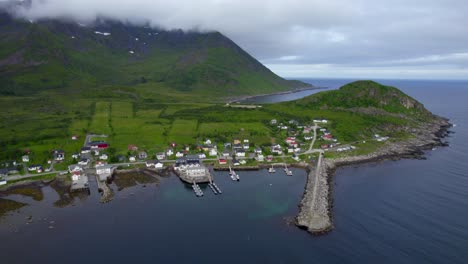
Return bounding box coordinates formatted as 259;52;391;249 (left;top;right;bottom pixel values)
81;147;91;154
71;135;78;140
68;164;83;173
28;164;42;172
198;153;206;159
254;148;262;154
209;149;217;156
235;149;246;157
138;151;148;160
96;165;113;181
270;119;277;125
218;159;227;165
0;176;7;186
89;142;109;149
178;166;211;183
22;155;30;162
175;151;184;158
95;160;106;167
146;160;164;169
70;171;89;192
129;156;136;162
243;143;250;150
166;149;174;157
128;144;138;151
222;151;231;157
72;153;80;159
78;158;89;166
156;153;166;160
256;154;265;162
100;154;108;160
54;150;65;161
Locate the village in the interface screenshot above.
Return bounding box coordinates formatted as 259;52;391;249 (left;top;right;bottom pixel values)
0;118;390;199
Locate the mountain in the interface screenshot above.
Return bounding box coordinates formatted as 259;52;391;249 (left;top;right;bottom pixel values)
292;80;432;119
0;9;309;98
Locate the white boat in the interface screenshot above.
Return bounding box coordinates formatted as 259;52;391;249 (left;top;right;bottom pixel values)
286;170;293;176
235;174;240;181
268;166;276;173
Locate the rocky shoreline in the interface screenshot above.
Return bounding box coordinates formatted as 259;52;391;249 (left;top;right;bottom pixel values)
295;116;452;235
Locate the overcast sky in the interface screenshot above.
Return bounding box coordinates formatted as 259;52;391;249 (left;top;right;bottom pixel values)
8;0;468;79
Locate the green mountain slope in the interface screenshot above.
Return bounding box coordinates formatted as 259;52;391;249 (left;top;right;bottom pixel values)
291;80;432;118
0;11;309;98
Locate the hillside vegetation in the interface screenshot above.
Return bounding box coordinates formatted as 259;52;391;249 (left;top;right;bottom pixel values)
0;11;308;98
0;80;438;167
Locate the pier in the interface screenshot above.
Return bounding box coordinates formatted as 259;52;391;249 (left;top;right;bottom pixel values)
192;182;204;197
208;182;222;195
296;152;332;233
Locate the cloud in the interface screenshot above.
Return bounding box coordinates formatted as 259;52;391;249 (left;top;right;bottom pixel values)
6;0;468;79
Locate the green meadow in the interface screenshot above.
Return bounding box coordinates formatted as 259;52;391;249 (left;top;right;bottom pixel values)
0;81;418;167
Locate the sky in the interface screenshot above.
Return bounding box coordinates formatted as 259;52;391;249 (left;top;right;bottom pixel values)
5;0;468;79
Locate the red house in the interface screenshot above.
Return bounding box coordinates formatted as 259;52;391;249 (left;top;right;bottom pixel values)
97;143;108;149
128;144;138;151
218;159;227;165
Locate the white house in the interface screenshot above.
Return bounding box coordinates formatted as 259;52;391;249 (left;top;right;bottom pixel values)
0;177;7;186
96;165;112;175
256;154;265;162
287;147;294;153
100;154;108;160
129;156;136;162
235;150;246;157
166;149;174;156
78;158;89;166
204;139;212;145
198;153;206;159
156;153;166;160
22;155;29;162
155;162;164;169
175;152;184;158
68;164;83;173
72;153;80;159
270;119;277;125
209;149;217;156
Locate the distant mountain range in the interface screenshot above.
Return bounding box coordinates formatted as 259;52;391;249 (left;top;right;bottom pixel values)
0;4;310;98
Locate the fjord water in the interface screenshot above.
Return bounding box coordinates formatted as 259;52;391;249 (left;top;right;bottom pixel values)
1;80;468;264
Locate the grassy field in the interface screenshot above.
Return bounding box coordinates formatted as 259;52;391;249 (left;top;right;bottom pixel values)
0;81;420;169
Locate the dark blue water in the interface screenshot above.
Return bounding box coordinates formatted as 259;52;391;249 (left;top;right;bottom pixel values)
1;79;468;263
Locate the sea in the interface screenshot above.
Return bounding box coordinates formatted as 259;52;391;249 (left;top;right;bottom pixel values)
1;79;467;264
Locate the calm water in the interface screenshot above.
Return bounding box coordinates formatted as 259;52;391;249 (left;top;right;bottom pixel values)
1;79;468;263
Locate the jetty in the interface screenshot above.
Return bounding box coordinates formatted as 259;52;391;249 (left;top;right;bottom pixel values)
296;152;332;233
96;175;113;203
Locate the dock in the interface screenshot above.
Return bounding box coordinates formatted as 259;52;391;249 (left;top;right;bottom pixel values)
192;182;204;197
208;182;222;195
70;174;90;192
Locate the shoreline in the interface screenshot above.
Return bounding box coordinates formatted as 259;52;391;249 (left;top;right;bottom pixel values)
226;85;325;104
295;115;452;235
